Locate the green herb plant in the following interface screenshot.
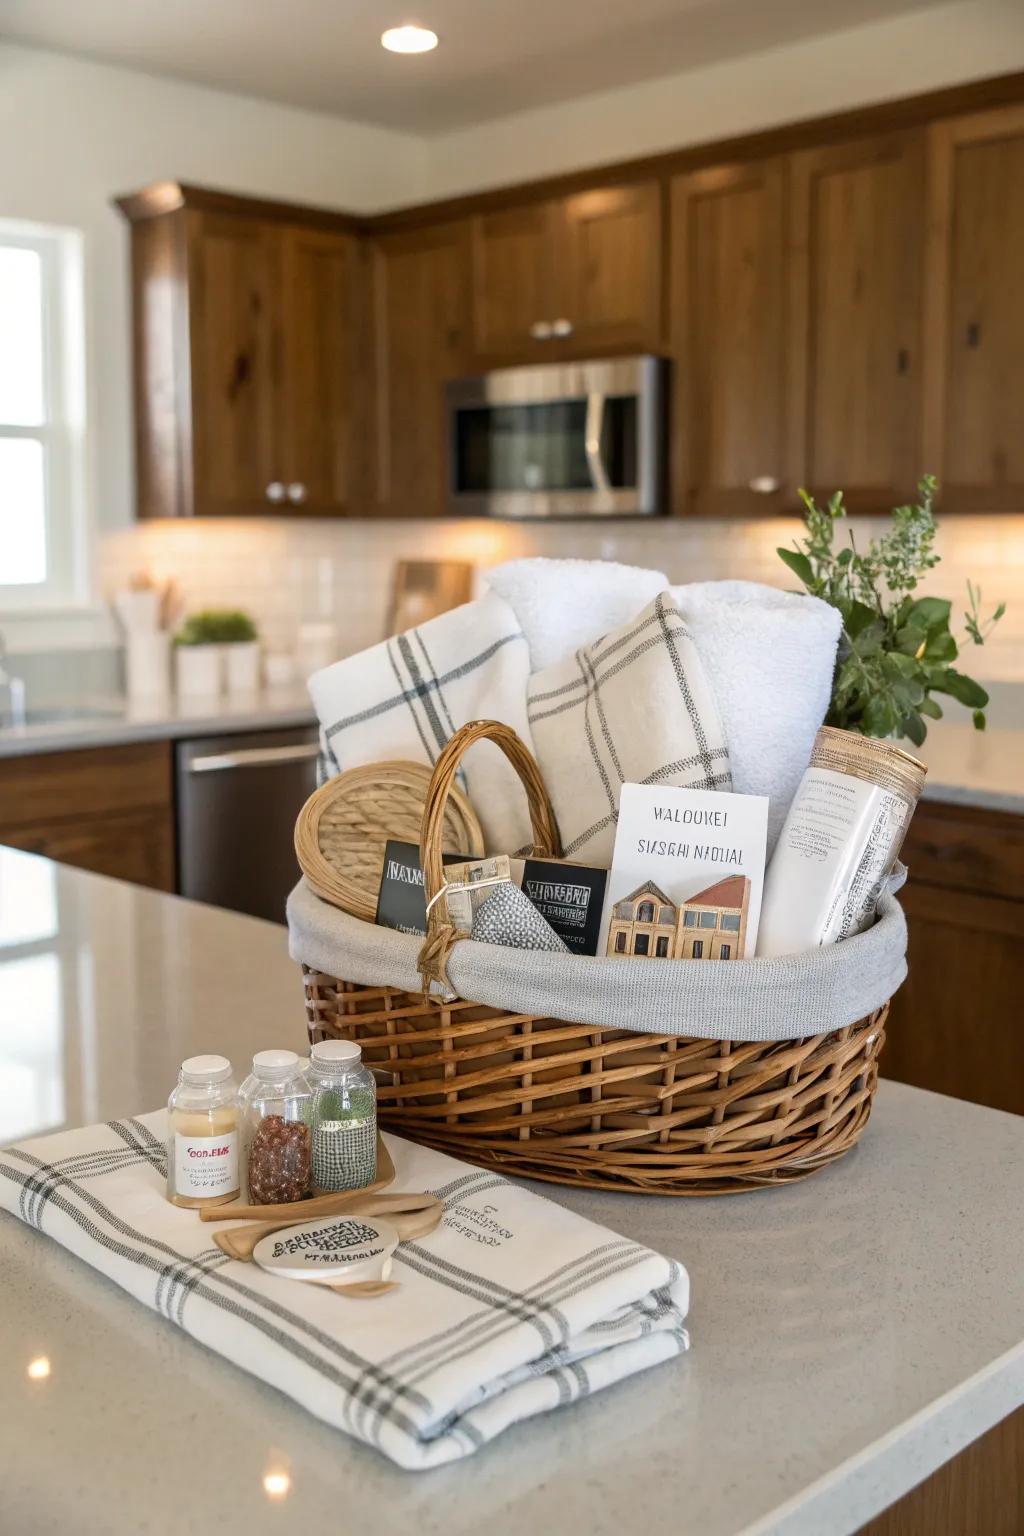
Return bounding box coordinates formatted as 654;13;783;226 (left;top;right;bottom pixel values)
778;476;1005;746
175;609;258;646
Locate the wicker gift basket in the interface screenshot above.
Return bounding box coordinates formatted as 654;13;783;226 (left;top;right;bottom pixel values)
295;720;897;1196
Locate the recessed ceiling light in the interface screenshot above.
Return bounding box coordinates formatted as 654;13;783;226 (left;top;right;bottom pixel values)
381;24;438;54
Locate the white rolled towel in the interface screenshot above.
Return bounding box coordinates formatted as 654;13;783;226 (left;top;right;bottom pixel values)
486;557;668;670
308;590;534;852
671;581;841;850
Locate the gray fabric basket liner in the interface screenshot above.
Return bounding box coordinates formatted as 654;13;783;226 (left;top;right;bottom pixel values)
287;868;907;1044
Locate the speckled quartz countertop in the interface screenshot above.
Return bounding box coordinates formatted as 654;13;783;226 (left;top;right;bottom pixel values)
0;684;317;757
1;850;1022;1536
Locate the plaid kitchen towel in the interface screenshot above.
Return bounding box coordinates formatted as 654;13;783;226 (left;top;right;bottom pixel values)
527;591;732;865
308;590;534;853
0;1118;689;1471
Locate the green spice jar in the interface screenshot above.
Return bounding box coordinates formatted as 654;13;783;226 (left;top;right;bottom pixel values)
307;1039;377;1193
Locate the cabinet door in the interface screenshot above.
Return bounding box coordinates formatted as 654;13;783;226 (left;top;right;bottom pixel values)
885;881;1024;1116
1;810;176;893
670;160;788;516
788;132;925;509
923;104;1024;510
279;225;362;516
470;202;556;359
558;182;662;350
371;222;471;516
187;211;281;515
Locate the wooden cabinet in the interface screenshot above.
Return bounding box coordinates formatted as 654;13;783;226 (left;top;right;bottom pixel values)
669;159;788;516
788;131;926;511
119;185;363;519
120;78;1024;522
471;202;555;358
923;104;1024;510
0;742;175;893
370;221;472;517
470;181;661;361
186;212;279;517
883;801;1024;1117
279;224;365;515
559;183;663;351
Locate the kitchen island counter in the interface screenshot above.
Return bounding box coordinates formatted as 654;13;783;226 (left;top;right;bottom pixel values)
1;849;1021;1536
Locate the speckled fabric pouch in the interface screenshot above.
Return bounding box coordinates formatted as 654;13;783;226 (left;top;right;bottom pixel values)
470;882;569;953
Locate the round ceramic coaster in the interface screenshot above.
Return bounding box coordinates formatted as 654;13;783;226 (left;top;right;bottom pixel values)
253;1214;399;1285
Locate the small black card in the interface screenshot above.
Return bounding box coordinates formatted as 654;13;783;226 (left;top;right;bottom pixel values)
520;859;607;956
376;840;466;937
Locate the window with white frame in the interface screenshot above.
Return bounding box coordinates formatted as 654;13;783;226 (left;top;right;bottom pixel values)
0;223;86;609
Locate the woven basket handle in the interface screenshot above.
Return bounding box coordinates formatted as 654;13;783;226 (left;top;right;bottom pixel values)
417;719;562;993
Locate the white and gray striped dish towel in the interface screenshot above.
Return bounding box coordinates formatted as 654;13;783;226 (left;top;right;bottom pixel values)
308;589;534;852
0;1116;689;1470
527;590;732;865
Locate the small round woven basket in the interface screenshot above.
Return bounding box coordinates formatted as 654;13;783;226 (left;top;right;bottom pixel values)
295;759;484;922
302;721;888;1195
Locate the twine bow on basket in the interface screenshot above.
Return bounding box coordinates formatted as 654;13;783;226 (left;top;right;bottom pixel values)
416;720;562;997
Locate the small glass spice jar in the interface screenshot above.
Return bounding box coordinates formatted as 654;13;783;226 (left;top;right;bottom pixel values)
238;1049;313;1205
307;1039;377;1193
166;1055;240;1209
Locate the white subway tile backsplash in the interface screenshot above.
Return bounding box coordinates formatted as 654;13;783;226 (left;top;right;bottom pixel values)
98;512;1024;680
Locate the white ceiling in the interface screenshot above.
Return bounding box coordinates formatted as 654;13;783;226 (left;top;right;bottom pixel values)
0;0;941;133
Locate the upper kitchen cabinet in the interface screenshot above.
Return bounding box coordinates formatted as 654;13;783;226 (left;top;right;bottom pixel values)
117;183;363;518
558;183;663;351
370;221;472;517
669;159;788;516
470;181;662;361
278;224;365;515
471;202;555;357
787;132;926;511
923;104;1024;510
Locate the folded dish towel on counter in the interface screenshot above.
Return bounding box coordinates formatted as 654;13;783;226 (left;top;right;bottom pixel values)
0;1118;689;1471
671;581;842;851
486;556;669;670
308;589;534;852
527;590;732;864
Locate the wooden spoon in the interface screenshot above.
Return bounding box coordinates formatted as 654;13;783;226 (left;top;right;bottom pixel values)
201;1135;396;1221
213;1191;443;1261
330;1280;399;1300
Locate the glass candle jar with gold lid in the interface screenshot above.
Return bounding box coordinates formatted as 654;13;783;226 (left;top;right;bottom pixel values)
166;1054;240;1208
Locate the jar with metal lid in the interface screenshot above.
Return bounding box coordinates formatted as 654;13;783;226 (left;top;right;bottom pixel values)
238;1049;313;1205
166;1055;240;1208
307;1039;377;1193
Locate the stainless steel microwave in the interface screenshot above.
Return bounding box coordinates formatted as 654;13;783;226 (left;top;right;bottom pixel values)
445;355;666;518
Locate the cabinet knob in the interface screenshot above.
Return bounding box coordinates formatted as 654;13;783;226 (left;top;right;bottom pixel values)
551;318;573;338
749;475;780;495
266;481;286;503
287;482;308;504
529;321;553;340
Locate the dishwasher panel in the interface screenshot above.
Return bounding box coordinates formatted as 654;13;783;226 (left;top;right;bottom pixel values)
176;725;320;922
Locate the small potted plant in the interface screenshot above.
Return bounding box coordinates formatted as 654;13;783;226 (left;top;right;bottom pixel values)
175;610;260;698
778;475;1004;744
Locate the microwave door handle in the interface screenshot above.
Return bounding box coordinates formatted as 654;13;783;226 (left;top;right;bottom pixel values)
584;391;611;494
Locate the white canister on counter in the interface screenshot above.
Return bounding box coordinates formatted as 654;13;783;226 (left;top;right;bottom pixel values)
176;643;222;697
756;727;926;958
224;640;261;695
125;630;171;703
297;621;337;678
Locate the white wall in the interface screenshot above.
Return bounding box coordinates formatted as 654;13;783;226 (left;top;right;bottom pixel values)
0;38;425;595
419;0;1024;198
